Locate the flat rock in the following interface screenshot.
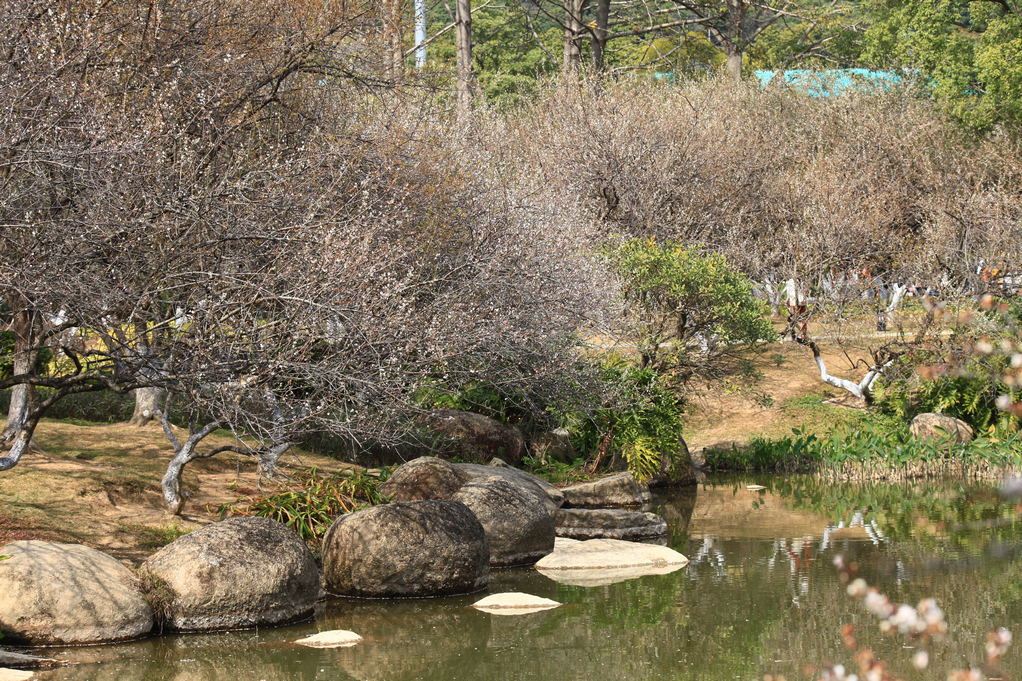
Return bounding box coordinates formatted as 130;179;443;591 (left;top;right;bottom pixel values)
535;538;688;587
0;669;34;681
471;592;561;615
295;630;363;648
554;508;667;541
0;541;153;645
0;652;58;671
560;473;651;508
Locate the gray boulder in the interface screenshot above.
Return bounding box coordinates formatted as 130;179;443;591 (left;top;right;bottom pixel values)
910;413;974;444
528;428;576;464
422;409;525;463
380;456;564;512
453;477;555;567
322;500;489;597
379;456;468;502
0;541;153;645
561;472;651;508
458;460;565;512
141;517;319;632
554;508;667;541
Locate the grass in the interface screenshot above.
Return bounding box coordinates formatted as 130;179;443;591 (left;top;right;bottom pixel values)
123;523;190;550
703;415;1022;481
520;455;594;485
0;418;352;559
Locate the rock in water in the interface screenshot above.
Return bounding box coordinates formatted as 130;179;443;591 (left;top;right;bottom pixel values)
553;508;667;541
909;413;974;444
295;630;363;648
0;541;153;645
471;592;562;615
453;477;555;567
141;517;319;632
322;500;489;597
535;537;688;587
0;669;34;681
561;472;651;508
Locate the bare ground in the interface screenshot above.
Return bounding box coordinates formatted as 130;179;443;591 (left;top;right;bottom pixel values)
0;420;354;564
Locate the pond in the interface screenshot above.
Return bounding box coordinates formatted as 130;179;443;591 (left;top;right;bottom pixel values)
34;476;1022;681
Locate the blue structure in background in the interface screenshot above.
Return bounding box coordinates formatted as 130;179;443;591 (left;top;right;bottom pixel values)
753;69;903;97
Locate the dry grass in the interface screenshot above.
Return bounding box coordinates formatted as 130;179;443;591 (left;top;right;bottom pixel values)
0;420;353;564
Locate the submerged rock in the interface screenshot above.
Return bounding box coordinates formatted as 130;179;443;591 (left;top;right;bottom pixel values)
0;651;58;670
0;541;153;645
553;508;667;541
141;517;319;632
535;537;688;587
454;476;555;567
295;630;363;648
561;472;651;508
322;500;489;597
471;592;561;615
910;413;974;444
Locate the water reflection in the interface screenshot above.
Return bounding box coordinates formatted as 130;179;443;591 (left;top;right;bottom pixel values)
34;477;1022;681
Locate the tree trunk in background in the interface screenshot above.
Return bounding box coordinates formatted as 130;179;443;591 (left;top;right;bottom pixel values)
2;308;40;445
592;0;609;71
563;0;586;73
454;0;476;112
384;0;404;80
724;0;744;80
129;387;164;426
726;47;743;81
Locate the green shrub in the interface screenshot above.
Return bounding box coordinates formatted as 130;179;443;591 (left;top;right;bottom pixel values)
217;469;384;546
558;357;686;482
603;237;775;380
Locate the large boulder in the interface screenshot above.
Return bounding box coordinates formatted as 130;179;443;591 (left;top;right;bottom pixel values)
322;500;489;597
380;456;564;512
561;472;651;508
458;460;565;511
379;456;469;502
453;477;555;567
0;541;153;645
910;413;974;444
553;508;667;542
422;409;526;464
140;517;319;632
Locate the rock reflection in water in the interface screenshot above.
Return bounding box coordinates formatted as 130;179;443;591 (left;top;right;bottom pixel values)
33;479;1022;681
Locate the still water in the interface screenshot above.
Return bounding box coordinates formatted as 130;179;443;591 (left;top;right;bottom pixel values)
36;477;1022;681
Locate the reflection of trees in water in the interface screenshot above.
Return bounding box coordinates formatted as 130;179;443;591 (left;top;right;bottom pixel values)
40;480;1022;681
